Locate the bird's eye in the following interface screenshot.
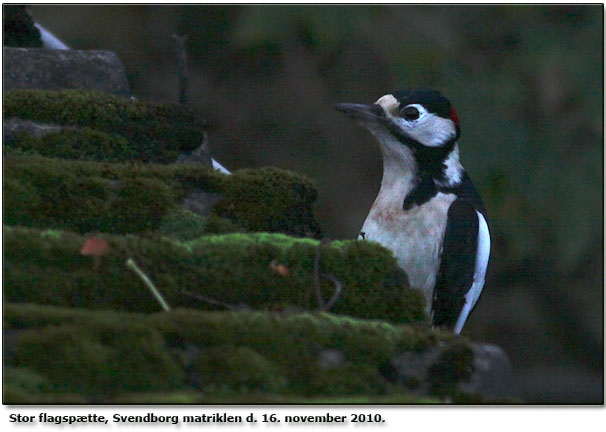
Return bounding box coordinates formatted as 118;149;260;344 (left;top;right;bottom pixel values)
402;106;420;121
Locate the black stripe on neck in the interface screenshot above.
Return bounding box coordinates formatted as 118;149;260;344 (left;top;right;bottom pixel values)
385;124;457;182
384;126;459;210
402;171;487;218
403;174;437;210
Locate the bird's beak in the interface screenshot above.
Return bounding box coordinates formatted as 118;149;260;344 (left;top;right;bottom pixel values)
334;103;385;123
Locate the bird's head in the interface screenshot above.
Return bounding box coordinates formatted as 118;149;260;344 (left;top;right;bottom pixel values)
335;88;460;149
335;89;462;182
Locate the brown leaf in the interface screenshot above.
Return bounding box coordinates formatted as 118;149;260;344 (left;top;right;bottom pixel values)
269;260;290;277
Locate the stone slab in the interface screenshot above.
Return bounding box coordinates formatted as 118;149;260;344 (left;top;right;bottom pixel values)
3;47;130;96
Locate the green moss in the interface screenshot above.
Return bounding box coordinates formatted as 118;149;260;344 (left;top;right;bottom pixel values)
39;229;62;238
215;167;321;237
3;90;206;163
2;177;41;226
110;392;439;404
153;309;419;399
6;128;134;162
428;341;475;397
3;155;320;237
190;346;287;393
12;322;184;397
103;177;175;233
3;387;87;404
158;208;240;240
302;364;387;396
2;300;138;330
403;375;423;389
3;156;175;234
111;392;202;404
3;367;54;396
3;227;425;324
3;303;453;403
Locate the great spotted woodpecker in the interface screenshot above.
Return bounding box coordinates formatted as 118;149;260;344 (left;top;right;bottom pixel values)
335;89;490;333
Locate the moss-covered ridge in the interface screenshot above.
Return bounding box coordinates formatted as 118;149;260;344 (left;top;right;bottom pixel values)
3;303;453;403
3;89;206;163
3;226;425;323
3;154;321;237
6;127;135;162
216;167;320;236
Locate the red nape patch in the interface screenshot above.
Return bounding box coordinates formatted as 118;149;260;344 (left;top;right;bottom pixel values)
449;107;460;127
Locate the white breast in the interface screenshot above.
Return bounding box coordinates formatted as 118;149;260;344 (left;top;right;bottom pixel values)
361;192;457;315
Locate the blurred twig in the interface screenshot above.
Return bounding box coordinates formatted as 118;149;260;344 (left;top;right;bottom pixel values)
183;290;251;311
321;272;343;311
172;34;189;105
126;258;170;311
313;239;327;309
313;239;343;311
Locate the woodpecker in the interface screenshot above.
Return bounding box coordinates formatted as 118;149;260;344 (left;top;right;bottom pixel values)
335;89;490;333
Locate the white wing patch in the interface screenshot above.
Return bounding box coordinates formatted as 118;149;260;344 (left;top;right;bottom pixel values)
453;211;490;334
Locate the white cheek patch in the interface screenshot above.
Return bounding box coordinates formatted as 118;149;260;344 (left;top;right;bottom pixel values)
371;96;456;148
396;113;457;147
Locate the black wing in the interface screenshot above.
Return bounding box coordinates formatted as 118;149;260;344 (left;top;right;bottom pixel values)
438;171;487;218
431;198;479;329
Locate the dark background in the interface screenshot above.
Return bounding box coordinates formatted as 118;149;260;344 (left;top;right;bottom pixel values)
27;5;603;403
